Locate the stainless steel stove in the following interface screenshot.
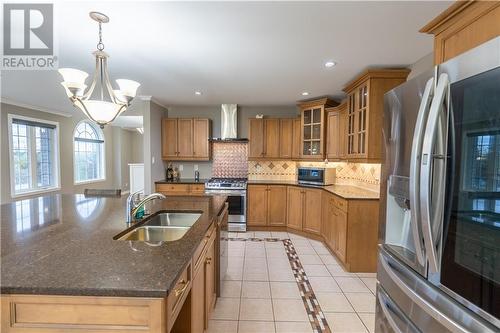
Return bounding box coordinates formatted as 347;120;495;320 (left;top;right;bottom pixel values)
205;178;247;232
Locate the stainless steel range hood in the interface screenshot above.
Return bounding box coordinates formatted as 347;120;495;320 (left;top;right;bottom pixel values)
211;104;248;142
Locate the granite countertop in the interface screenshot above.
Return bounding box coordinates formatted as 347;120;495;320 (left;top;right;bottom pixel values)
0;194;227;298
247;180;380;200
155;178;209;184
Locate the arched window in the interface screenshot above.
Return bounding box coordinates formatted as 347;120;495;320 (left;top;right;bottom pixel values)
73;121;105;183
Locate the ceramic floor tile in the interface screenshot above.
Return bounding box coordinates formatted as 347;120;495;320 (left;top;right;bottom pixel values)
241;281;271;298
275;321;314;333
320;254;342;265
238;321;276;333
269;267;296;282
308;276;341;292
224;268;243;281
211;298;241;320
221;281;242;298
344;293;376;313
315;292;355;312
246;248;266;257
326;264;358;277
265;241;286;249
360;277;377;294
243;269;269;281
335;277;371;293
358;313;375;333
273;299;310;322
356;272;377;278
313;245;331;255
298;254;323;265
270;282;302;299
246;242;265;249
324;312;368;333
239;298;274;321
267;257;291;267
266;248;288;258
309;239;324;247
302;264;331;277
295;246;317;255
237;232;253;239
271;232;289;239
206;320;238;333
254;231;272;238
228;248;245;257
290;239;311;246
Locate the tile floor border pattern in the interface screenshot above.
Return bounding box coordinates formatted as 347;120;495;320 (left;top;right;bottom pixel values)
226;236;331;333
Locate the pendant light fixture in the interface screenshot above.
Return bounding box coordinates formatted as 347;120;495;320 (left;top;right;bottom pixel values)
58;12;140;128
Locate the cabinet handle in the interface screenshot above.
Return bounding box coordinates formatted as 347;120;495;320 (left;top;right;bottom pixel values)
174;279;188;296
205;257;212;264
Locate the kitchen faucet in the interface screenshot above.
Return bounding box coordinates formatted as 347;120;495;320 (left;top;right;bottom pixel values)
126;190;166;224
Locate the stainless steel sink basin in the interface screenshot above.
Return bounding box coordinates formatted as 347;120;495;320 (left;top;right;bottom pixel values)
119;226;190;242
144;212;202;228
115;212;202;243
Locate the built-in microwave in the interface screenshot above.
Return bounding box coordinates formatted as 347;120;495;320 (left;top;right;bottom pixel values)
297;167;336;186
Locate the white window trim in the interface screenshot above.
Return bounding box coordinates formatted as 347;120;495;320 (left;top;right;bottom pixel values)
8;114;61;199
73;120;106;185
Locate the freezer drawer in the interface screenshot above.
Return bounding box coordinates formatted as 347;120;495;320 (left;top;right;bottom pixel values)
376;284;421;333
377;246;497;333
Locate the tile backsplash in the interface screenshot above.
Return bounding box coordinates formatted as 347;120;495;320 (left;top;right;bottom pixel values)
248;160;381;192
212;142;249;178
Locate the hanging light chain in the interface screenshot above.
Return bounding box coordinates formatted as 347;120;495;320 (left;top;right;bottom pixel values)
97;22;104;51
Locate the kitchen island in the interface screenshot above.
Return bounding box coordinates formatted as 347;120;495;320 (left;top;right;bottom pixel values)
1;194;228;333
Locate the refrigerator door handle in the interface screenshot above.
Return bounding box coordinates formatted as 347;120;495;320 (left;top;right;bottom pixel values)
419;73;449;274
409;77;434;266
380;251;468;333
377;287;420;333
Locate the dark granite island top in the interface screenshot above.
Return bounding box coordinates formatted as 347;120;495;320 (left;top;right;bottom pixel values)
0;194;227;298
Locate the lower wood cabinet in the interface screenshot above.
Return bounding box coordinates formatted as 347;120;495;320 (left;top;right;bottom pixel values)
247;185;287;226
285;187;322;234
286;186;303;231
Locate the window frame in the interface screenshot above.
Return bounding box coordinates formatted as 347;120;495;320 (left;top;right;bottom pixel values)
73;120;106;185
7;114;61;198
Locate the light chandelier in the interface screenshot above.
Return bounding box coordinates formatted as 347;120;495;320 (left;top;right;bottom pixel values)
58;12;140;128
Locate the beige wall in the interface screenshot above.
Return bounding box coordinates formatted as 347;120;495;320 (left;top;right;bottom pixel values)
0;102;134;204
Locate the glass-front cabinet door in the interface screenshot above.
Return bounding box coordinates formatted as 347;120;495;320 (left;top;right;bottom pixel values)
347;93;357;156
440;66;500;322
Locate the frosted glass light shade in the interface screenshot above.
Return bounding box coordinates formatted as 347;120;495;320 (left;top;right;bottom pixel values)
58;68;88;85
75;100;123;124
61;82;87;97
116;79;140;98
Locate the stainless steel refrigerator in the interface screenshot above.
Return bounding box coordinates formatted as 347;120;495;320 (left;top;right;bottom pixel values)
377;36;500;333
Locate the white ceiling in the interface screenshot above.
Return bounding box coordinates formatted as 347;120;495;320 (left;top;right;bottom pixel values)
1;1;451;115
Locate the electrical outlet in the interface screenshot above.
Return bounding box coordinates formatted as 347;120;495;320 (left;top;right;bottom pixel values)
179;165;183;171
194;164;199;171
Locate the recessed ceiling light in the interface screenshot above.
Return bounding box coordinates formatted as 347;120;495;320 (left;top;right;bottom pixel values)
325;61;336;68
195;91;202;95
301;92;310;96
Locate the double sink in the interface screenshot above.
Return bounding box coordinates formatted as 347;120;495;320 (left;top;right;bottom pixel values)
114;212;202;243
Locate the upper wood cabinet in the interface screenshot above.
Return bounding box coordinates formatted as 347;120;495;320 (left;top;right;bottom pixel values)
326;102;347;160
279;119;294;159
343;69;410;161
247;185;287;227
162;118;211;161
298;98;338;160
420;1;500;64
248;119;280;159
248;118;300;159
292;118;302;159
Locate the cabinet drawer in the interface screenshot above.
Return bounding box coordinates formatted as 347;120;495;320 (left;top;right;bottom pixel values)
167;263;191;330
156;184;191;193
190;184;206;193
193;223;215;273
333;196;347;212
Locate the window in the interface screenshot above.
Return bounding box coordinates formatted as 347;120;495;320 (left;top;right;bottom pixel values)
73;121;105;183
8;115;60;197
464;131;500;192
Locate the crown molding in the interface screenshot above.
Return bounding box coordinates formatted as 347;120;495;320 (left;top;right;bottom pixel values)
1;98;73;118
137;95;168;110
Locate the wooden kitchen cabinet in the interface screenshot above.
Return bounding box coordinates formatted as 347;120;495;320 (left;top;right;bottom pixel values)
286;186;304;231
420;1;500;64
303;188;322;235
204;237;216;327
279;119;294;158
343;69;409;161
326;102;347;160
298;98;338;160
248;119;281;159
247;185;287;227
247;185;268;226
156;183;205;196
191;260;205;333
161;118;211;161
292;118;302;159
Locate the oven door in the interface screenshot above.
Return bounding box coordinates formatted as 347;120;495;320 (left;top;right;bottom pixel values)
428;37;500;327
226;193;245;223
